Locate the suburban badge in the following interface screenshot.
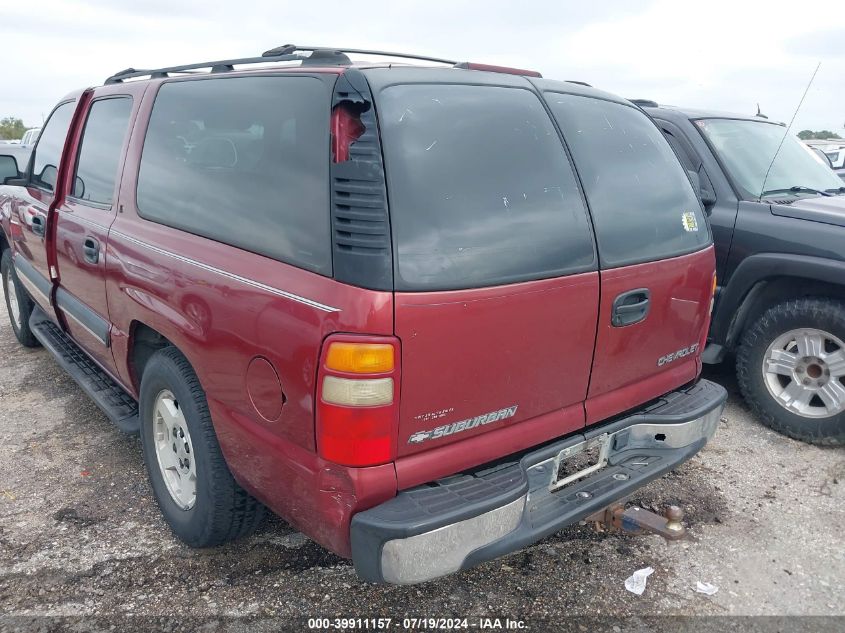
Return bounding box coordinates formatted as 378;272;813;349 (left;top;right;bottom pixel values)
408;405;519;444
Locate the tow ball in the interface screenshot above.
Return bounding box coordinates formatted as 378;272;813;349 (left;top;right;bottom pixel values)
586;501;686;540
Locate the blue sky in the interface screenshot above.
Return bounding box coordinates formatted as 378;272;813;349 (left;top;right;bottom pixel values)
1;0;843;133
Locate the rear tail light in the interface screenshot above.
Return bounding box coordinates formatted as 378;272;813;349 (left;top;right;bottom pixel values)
322;376;393;406
325;342;394;374
331;102;365;163
710;272;717;314
317;336;400;467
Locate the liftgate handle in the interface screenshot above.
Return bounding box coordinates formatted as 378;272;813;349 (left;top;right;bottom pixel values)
611;288;650;327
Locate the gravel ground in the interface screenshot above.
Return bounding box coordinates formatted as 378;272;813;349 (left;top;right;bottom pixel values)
0;298;843;631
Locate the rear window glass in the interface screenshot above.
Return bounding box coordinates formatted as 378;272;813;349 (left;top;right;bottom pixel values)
378;84;595;291
548;94;709;268
137;76;331;274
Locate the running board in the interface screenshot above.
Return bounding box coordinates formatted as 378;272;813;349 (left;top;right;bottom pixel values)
29;306;139;434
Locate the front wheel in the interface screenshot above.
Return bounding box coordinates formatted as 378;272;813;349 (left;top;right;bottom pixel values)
736;298;845;445
1;250;39;348
139;347;265;546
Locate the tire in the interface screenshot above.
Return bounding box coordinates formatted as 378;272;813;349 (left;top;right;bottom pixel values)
736;298;845;445
1;249;39;348
139;347;265;546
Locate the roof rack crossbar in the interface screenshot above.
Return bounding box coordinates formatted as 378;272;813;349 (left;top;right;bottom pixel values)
104;53;303;84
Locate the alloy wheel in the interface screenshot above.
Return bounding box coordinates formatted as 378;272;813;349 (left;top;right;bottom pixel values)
152;389;197;510
762;328;845;418
4;266;21;329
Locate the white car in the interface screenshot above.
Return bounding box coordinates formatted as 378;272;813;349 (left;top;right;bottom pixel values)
20;128;41;148
823;148;845;181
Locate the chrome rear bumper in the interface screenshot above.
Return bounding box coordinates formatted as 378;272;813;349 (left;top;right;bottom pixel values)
351;379;727;584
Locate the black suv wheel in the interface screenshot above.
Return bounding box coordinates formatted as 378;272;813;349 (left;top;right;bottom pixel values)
736;298;845;445
139;346;265;546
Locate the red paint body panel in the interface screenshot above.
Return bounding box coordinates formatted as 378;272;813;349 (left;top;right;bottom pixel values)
97;74;395;552
393;272;600;456
395;402;584;490
12;91;88;312
0;65;718;560
585;247;716;423
52;83;148;374
207;396;396;556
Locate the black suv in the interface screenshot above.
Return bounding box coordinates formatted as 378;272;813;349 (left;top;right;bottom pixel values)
637;101;845;444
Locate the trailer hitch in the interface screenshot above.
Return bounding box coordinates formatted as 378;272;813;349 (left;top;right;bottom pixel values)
586;501;686;540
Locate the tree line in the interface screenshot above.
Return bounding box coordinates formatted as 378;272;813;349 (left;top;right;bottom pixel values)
798;129;842;140
0;117;29;140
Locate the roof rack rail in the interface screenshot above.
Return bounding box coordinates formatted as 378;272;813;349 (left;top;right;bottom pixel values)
566;80;592;87
105;52;304;84
454;62;541;78
105;44;539;84
629;99;659;108
262;44;459;65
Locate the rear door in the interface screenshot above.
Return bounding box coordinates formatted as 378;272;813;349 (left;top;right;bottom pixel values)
10;98;79;310
374;81;600;456
546;93;714;423
53;85;139;373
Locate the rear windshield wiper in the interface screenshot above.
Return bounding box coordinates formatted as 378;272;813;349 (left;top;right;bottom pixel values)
761;186;832;197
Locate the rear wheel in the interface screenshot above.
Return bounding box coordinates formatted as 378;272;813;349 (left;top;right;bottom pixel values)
1;250;39;348
140;347;265;546
736;298;845;445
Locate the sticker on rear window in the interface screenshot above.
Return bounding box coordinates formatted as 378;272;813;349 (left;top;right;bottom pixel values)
682;211;699;232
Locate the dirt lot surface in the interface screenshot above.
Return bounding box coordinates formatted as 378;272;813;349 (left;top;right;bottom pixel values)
1;299;843;632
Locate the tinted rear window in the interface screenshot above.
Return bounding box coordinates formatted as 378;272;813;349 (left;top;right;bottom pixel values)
137;76;331;274
73;97;133;206
548;94;709;268
378;84;595;291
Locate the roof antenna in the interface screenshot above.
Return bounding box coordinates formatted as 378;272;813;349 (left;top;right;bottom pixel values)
755;103;768;119
759;62;821;200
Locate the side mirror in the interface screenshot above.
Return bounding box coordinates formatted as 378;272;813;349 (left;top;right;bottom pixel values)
700;186;717;208
0;154;21;184
687;168;716;212
686;169;701;192
74;175;85;199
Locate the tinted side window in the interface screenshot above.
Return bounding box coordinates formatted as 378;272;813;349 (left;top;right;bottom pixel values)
548;94;709;268
658;122;717;202
73;97;133;206
137;76;331;274
378;84;595;291
32;101;75;192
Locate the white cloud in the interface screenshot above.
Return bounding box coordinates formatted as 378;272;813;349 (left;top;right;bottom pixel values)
1;0;843;132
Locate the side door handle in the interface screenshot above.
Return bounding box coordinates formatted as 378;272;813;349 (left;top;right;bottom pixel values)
611;288;650;327
83;237;100;264
31;215;45;237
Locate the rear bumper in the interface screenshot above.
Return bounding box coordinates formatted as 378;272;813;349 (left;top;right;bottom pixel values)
351;379;727;584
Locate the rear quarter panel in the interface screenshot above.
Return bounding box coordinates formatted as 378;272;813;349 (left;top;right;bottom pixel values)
104;73;397;553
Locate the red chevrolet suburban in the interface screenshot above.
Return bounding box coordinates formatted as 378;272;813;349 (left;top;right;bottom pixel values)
0;45;726;584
